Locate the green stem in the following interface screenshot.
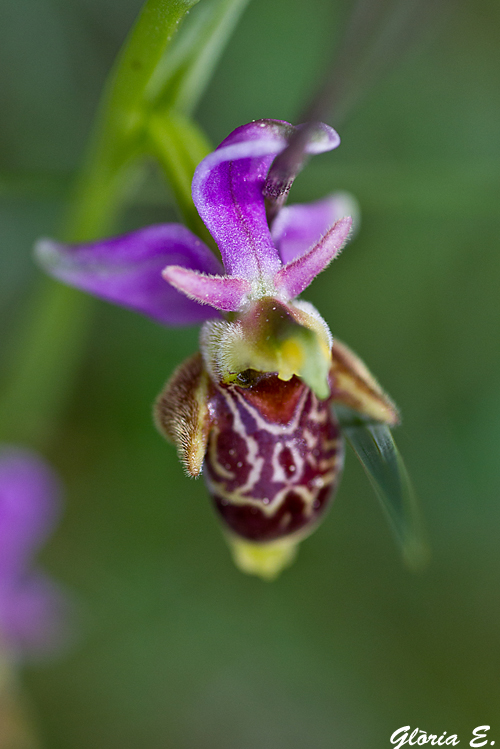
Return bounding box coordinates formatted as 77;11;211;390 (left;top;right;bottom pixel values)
0;0;200;448
65;0;201;242
0;283;91;448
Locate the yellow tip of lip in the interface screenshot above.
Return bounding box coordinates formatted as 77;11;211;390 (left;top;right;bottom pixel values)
227;536;299;580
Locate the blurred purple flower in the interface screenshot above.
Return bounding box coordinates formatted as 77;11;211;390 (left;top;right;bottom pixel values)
0;447;66;658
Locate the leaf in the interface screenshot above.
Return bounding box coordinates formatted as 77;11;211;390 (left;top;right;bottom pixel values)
335;406;429;570
147;0;250;115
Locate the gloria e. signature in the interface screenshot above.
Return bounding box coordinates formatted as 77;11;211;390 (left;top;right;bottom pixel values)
390;725;495;748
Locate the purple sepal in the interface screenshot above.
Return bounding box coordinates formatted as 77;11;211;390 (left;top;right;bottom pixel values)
35;225;224;327
272;192;358;264
0;447;66;657
191;120;340;283
162;266;251;312
274;217;352;300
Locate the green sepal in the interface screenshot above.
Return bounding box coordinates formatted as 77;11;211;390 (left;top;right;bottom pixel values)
148;110;214;246
335;406;429;570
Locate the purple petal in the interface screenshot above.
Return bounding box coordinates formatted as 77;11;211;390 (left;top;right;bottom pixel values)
272;192;359;264
35;224;224;327
0;572;69;657
0;447;61;578
274;217;352;299
162;266;251;312
191;120;340;283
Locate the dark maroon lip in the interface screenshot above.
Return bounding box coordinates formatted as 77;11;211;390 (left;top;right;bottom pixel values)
204;374;343;543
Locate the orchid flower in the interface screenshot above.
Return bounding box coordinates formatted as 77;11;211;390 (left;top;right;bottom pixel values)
36;119;398;579
0;447;66;660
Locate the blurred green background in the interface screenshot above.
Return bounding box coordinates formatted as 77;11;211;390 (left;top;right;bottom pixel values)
2;0;500;746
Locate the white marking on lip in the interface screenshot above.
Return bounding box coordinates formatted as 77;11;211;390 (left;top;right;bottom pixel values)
303;429;317;449
208;427;235;479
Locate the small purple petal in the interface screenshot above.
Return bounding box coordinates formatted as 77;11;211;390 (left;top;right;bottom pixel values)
191;120;340;283
274;217;352;300
272;192;359;264
0;447;61;578
35;225;224;327
162;266;251;312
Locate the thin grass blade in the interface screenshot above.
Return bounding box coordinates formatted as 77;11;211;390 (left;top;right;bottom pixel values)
335;406;429;569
